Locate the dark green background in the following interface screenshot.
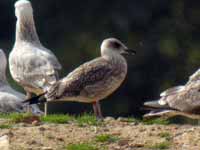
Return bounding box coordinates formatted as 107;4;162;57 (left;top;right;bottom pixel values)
0;0;199;117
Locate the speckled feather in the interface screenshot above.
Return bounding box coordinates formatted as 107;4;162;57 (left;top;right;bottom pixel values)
46;56;127;103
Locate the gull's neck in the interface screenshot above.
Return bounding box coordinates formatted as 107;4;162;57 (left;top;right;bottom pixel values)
102;49;127;64
15;13;41;45
101;49;128;76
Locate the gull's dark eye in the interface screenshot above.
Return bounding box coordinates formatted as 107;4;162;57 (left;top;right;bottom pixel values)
111;41;121;49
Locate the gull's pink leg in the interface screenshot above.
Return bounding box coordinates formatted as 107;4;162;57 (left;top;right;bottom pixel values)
96;101;103;119
92;101;98;118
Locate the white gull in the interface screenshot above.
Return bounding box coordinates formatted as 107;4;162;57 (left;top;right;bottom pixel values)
9;0;62;116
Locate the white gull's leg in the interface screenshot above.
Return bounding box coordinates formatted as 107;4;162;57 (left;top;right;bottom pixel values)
25;91;32;113
44;102;48;116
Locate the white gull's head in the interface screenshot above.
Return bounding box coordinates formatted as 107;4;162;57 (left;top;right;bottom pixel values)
15;0;33;18
100;38;136;57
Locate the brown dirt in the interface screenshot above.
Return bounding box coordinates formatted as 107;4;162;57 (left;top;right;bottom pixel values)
0;118;200;150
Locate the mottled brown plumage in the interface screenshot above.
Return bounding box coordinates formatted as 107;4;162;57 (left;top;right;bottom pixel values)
24;38;135;118
47;56;127;103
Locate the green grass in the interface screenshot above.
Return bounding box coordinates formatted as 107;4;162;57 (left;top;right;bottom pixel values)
148;141;171;149
76;113;101;126
41;114;74;124
122;117;140;123
0;113;171;126
66;143;98;150
95;134;119;143
158;132;171;140
0;113;102;126
0;124;12;129
0;113;34;123
143;118;170;125
117;117;171;125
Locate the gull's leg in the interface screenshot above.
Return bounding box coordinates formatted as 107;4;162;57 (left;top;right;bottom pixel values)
44;102;48;117
96;101;103;120
26;92;32;114
92;101;103;120
92;102;98;118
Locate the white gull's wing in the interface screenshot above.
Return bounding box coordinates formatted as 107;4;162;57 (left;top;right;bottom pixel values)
9;45;61;90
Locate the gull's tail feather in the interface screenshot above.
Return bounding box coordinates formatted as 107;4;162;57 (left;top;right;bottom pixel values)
143;100;169;109
23;93;47;105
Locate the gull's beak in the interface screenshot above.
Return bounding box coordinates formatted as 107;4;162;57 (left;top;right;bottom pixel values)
123;49;136;55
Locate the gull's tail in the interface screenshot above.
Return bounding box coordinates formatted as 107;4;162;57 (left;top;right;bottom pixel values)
142;99;179;119
23;93;47;105
143;100;170;109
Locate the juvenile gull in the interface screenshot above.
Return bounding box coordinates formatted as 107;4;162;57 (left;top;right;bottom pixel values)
143;68;200;119
24;38;136;118
0;49;43;114
9;0;62;115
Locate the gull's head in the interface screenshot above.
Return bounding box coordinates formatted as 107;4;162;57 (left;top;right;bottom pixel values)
101;38;136;57
0;49;7;72
15;0;33;18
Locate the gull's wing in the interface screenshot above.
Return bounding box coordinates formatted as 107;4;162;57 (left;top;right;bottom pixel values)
144;80;200;114
160;68;200;97
187;68;200;84
46;57;113;100
9;45;61;90
160;86;185;97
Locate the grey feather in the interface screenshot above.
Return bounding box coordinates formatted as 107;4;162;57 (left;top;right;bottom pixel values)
144;68;200;119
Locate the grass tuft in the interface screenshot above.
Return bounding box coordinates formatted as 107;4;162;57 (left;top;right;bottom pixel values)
2;113;34;123
76;113;100;126
0;124;12;129
41;114;74;124
158;132;171;140
143;118;170;125
95;134;119;143
148;141;170;149
0;113;10;119
66;143;98;150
